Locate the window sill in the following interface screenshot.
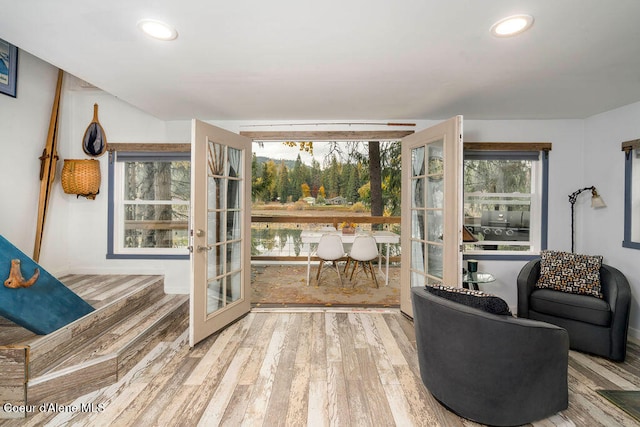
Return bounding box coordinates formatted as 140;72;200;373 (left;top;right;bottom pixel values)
622;240;640;250
463;252;539;261
106;253;189;260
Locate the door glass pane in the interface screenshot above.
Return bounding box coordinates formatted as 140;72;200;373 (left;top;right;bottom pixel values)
228;272;241;303
208;211;224;245
411;210;424;239
412;178;424;208
411;271;426;288
427;178;444;209
207;278;223;313
427;243;443;279
227;178;240;210
207;244;225;278
412;146;425;176
411;240;424;272
228;241;241;271
208;177;224;210
427;141;444;175
227;147;242;177
427;210;443;242
227;210;241;240
208;141;225;176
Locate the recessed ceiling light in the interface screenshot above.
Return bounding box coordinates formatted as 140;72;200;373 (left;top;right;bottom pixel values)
137;19;178;41
490;14;534;37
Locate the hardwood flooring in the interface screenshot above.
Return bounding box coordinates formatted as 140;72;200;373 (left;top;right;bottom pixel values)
3;308;640;427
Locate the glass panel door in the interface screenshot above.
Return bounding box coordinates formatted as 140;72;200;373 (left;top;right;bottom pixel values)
190;120;251;347
400;117;463;318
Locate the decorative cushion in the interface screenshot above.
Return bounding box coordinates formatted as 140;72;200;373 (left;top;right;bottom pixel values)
424;284;512;316
535;250;603;298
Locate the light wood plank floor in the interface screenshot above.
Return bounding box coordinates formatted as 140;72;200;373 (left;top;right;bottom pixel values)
4;308;640;427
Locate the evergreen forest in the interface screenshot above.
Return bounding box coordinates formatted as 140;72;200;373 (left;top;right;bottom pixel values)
251;141;402;216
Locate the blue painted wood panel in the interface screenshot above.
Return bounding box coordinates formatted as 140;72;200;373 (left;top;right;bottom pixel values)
0;235;94;335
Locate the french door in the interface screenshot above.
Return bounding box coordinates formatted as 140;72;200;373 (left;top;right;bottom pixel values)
400;116;463;317
189;120;252;347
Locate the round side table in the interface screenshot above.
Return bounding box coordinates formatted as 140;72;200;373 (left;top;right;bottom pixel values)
462;272;495;290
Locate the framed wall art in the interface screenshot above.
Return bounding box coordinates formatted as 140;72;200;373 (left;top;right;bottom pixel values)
0;38;18;97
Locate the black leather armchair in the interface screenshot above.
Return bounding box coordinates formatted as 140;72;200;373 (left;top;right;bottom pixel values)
517;259;631;362
411;287;569;426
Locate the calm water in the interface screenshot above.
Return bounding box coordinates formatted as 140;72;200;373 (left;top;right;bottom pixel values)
251;227;401;258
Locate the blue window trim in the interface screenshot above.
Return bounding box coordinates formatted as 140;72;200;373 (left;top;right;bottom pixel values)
462;150;549;261
622;150;640;249
463;253;539;261
106;150;190;260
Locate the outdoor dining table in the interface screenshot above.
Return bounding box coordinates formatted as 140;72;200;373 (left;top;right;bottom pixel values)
300;230;400;287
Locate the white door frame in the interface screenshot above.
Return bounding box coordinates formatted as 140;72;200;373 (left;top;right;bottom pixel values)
189;119;252;347
400;117;463;318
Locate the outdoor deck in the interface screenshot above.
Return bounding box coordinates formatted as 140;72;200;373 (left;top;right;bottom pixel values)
251;264;401;307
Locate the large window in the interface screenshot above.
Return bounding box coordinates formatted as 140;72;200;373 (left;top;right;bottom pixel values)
108;150;190;259
462;146;549;258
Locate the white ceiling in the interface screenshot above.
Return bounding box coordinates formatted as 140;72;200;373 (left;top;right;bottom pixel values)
2;0;640;121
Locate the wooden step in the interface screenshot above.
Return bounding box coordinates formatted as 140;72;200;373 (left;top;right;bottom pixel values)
27;275;167;378
0;274;188;420
26;293;188;406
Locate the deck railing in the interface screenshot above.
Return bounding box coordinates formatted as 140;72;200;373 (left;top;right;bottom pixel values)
250;215;401;262
119;214;402;262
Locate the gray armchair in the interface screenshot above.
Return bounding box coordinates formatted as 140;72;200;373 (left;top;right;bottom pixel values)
517;259;631;362
411;287;569;426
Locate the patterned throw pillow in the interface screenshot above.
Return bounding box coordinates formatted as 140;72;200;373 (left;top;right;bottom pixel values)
535;250;603;298
424;284;512;315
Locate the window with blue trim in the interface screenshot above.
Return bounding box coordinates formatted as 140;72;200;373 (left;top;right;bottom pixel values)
107;150;190;259
623;140;640;250
462;146;549;259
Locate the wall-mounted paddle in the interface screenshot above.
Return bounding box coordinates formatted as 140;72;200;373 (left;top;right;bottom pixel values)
82;103;107;156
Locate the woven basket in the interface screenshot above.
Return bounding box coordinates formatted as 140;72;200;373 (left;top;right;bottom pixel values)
61;159;101;199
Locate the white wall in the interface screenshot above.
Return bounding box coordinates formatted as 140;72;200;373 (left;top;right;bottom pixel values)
0;51;192;293
583;101;640;338
0;51;58;254
50;77;192;294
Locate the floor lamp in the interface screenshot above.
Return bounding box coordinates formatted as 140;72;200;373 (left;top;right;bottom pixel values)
568;186;606;252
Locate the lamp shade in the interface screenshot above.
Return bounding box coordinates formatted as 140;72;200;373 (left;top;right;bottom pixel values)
591;194;606;208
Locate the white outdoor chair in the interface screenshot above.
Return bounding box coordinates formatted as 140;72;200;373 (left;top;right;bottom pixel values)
315;234;346;286
347;235;379;288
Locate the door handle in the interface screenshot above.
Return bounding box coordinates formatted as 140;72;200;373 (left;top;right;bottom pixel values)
197;245;213;252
